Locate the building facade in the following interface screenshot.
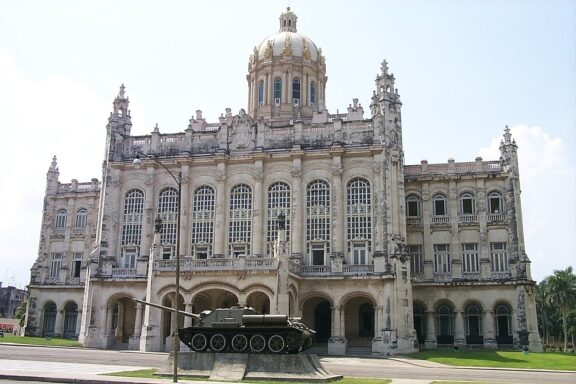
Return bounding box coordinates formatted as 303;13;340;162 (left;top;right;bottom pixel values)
25;8;542;354
0;282;27;319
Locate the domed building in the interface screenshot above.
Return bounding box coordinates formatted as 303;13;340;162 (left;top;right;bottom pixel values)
25;8;542;355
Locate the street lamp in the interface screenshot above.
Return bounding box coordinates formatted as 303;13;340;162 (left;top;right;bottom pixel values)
133;153;182;383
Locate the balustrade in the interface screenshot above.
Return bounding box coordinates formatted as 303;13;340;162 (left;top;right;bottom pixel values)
487;213;507;222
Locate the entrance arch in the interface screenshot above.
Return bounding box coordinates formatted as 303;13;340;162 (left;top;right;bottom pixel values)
42;302;57;337
246;291;270;314
161;293;185;345
63;302;78;339
301;296;332;343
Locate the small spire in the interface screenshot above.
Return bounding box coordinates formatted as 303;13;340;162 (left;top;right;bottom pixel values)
381;60;389;75
503;125;512;144
279;7;297;32
49;156;59;172
119;84;126;99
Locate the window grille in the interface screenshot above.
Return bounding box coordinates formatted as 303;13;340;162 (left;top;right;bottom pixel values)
408;245;423;274
461;243;479;272
273;78;282;104
346;177;372;264
55;209;67;229
157;187;179;251
292;78;300;105
191;185;215;258
75;208;88;228
434;244;451;273
121;189;144;252
228;184;252;257
266;182;291;255
490;242;508;271
50;253;63;278
306;180;330;260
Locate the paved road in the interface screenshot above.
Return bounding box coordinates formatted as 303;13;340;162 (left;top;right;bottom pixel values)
1;344;574;384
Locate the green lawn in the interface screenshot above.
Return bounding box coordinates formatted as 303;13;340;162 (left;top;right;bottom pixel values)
106;369;390;383
408;350;576;371
0;335;81;347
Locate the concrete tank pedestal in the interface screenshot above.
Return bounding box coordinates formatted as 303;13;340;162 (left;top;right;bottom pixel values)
163;352;342;382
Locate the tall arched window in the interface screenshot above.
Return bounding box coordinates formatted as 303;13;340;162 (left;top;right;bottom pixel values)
121;189;144;268
158;187;179;260
191;186;215;259
42;302;57;337
465;303;483;345
228;184;252;257
75;208;88;228
406;194;421;217
460;192;475;215
488;191;504;213
347;177;372;265
436;303;454;345
310;81;317;106
292;78;301;106
495;303;513;345
55;209;67;229
433;194;448;216
266;182;291;256
306;180;330;265
63;302;78;339
258;80;264;106
273;77;282;106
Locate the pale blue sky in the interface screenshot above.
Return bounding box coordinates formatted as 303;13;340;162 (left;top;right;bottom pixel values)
0;0;574;287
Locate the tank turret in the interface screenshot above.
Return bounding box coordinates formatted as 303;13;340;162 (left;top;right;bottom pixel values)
133;299;314;354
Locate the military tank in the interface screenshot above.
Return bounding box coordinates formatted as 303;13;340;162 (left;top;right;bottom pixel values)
134;299;314;354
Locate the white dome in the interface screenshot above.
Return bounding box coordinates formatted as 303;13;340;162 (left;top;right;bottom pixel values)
256;31;320;61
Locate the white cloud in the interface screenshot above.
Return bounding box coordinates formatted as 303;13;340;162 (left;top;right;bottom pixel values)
0;50;110;288
478;125;576;282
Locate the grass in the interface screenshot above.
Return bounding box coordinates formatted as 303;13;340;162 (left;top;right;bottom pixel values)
408;349;576;371
0;335;81;347
105;369;390;383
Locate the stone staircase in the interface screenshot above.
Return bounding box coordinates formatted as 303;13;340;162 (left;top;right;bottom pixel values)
346;337;372;356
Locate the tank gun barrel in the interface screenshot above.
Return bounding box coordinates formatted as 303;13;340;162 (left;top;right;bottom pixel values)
132;298;200;319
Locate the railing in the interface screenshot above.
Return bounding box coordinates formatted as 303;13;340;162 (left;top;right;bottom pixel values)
404;161;502;176
65;277;81;285
300;265;331;276
44;276;60;284
154;258;279;272
432;216;449;224
406;217;422;225
411;272;425;282
112;268;138;277
462;272;481;280
343;264;374;275
491;271;511;280
433;272;453;282
487;213;507;222
459;214;478;223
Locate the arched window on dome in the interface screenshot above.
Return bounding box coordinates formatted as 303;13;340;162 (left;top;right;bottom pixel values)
292;78;301;106
273;78;282;106
258;81;264;106
310;81;317;107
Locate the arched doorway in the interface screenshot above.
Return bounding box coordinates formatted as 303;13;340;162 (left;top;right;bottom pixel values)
108;296;138;345
314;301;331;342
246;292;270;314
465;303;483;346
358;303;374;337
42;302;57;337
63;303;78;339
495;303;513;346
413;304;426;345
436;303;454;345
161;293;185;345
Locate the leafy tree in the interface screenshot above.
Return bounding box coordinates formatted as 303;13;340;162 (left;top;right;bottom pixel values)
15;301;27;328
545;267;576;352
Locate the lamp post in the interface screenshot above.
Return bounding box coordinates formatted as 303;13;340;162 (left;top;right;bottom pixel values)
133;153;182;383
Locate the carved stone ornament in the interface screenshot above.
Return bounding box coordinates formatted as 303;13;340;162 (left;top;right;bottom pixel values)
253;170;264;182
290;168;303;178
332;166;343;177
264;40;273;59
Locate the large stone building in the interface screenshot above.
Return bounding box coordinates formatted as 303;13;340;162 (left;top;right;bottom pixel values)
25;8;542;354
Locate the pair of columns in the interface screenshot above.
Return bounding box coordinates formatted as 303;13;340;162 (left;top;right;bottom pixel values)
425;309;497;347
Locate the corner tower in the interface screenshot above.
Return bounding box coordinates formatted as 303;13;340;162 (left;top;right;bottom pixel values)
247;7;327;122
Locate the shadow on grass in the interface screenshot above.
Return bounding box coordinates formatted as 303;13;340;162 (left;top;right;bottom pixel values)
413;350;527;364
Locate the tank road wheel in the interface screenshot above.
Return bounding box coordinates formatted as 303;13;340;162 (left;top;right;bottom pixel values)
231;334;248;352
191;334;207;352
249;334;266;353
210;333;227;352
286;331;303;353
268;334;285;353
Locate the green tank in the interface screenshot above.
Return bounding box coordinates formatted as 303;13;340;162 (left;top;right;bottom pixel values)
134;299;314;354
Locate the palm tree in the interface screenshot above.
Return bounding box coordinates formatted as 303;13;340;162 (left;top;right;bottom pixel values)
536;279;550;344
545;267;576;352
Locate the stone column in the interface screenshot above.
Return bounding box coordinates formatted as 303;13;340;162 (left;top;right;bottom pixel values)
454;310;466;348
425;310;437;349
133;303;143;337
290;160;303;260
213;163;227;258
328;305;347;355
54;309;64;338
332;158;344;258
105;306;113;336
179;165;190;256
252;166;264;257
115;304;123;339
184;303;194;328
483;309;497;349
75;309;82;337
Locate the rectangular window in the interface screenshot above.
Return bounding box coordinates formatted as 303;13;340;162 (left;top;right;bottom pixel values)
194;246;209;260
162;246;174;260
461;198;474;214
50;253;63;277
122;247;137;268
311;243;325;265
352;243;367;265
232;244;247;258
407;200;419;217
490;242;508;272
461;243;479;272
434;244;451;273
71;252;83;278
408;245;423;274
